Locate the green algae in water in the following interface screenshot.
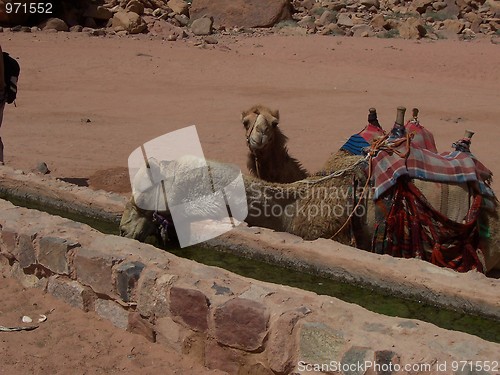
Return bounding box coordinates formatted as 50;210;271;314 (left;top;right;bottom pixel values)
0;191;120;236
2;191;499;343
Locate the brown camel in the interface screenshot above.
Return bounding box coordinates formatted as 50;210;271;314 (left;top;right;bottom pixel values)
120;108;499;273
241;105;308;183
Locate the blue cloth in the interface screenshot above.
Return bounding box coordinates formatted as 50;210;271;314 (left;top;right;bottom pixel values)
340;134;370;156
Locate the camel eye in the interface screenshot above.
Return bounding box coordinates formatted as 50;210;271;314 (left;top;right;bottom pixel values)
242;119;250;128
271;119;279;127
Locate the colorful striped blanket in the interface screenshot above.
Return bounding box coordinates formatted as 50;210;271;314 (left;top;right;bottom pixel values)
371;140;493;200
405;120;438;153
340;124;385;155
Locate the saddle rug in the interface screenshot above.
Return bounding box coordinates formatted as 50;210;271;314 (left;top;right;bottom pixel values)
371;140;493;200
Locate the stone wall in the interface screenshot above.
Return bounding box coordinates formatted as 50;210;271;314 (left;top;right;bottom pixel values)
1;199;499;375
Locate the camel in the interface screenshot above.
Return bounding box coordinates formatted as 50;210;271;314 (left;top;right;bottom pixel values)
241;105;308;183
120;152;368;246
120;107;500;273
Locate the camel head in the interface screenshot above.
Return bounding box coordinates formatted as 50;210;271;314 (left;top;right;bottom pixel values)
241;105;281;153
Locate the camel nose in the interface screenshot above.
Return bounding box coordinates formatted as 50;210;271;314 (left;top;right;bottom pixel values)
248;114;269;150
249;134;268;150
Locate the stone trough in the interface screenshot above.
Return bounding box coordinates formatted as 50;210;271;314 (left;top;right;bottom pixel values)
0;166;499;374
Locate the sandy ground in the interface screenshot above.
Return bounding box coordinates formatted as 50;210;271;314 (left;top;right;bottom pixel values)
0;31;499;373
0;270;226;375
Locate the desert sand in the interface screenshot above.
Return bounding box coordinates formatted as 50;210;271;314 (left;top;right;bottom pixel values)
0;31;499;373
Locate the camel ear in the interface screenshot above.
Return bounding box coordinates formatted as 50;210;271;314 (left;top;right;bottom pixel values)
271;109;280;127
241;113;250;128
271;109;280;122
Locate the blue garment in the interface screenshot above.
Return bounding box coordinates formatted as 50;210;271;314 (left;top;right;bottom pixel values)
340;134;370;155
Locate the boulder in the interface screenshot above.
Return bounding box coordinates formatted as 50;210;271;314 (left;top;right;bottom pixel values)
442;18;465;33
213;298;269;351
40;18;69;32
148;18;185;38
337;13;354;27
317;10;336;26
83;5;113;21
168;0;189;15
190;16;213;35
411;0;434;14
370;13;387;30
397;17;427;39
126;0;145;15
189;0;293;28
352;24;374;37
112;11;147;34
361;0;380;9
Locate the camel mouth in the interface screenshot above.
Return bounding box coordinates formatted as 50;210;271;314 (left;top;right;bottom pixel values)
248;136;270;151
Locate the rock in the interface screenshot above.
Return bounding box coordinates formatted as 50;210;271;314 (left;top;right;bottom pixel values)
432;1;448;11
191;16;213;35
115;261;145;302
35;162;50;175
374;350;401;374
137;270;177;318
148;18;185;38
89;29;107;37
436;0;461;18
204;36;218;44
73;247;125;297
443;18;465;34
174;14;190;26
15;233;36;269
47;276;94;311
205;340;244;374
189;0;293;28
299;322;346;365
317;10;337;26
38;237;79;274
398;17;427;39
322;22;346;35
361;0;380;8
463;11;483;32
168;0;189;15
169;287;210;332
84;17;98;29
412;0;434;14
213;298;269;351
70;25;83;32
352;24;374;37
112;11;147;34
337;13;354;27
371;13;387;30
40;18;69;32
297;15;316;29
342;346;376;375
83;5;113;20
462;27;476;38
128;312;155;342
266;310;304;373
94;299;128;329
126;0;145;15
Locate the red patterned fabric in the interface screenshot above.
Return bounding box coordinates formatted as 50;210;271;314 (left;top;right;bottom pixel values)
358;124;385;143
405;120;438;152
371;140;481;199
373;180;485;273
